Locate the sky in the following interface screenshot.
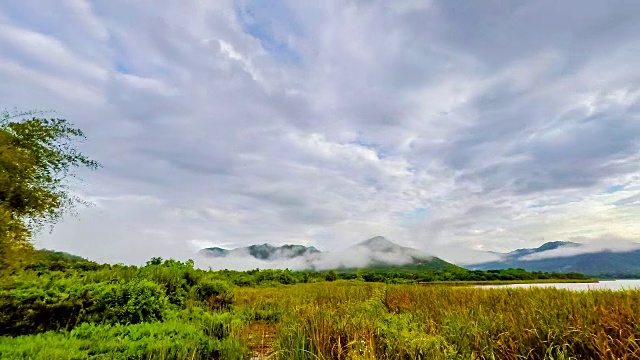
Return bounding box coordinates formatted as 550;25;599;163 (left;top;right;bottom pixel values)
0;0;639;266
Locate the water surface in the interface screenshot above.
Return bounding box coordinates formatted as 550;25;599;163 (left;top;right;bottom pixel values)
478;279;640;291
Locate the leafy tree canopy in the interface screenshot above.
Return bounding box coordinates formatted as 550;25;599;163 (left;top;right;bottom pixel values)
0;110;99;270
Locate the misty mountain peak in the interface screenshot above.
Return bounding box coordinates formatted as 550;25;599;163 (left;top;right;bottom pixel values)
358;236;400;252
536;241;580;252
199;236;455;272
507;241;581;259
471;239;640;276
200;243;320;260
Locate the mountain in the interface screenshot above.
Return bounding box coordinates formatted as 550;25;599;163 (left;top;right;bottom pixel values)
340;236;460;272
199;236;458;272
484;241;580;260
358;236;406;252
470;241;640;277
200;243;321;261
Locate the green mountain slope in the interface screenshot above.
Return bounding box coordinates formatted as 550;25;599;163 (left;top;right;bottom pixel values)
346;258;462;273
471;242;640;277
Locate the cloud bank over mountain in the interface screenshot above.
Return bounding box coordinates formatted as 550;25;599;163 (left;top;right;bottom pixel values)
518;236;640;261
0;1;638;264
469;235;640;275
196;237;450;271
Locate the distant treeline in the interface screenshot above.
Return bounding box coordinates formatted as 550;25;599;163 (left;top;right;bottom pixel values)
595;273;640;280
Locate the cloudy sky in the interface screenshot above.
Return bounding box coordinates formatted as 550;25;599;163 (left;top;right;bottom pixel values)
1;0;639;265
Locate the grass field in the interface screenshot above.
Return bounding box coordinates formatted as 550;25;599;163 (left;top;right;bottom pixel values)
1;257;638;359
232;282;640;359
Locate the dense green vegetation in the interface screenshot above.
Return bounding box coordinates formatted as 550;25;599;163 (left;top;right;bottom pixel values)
0;255;247;359
340;266;588;283
0;250;625;359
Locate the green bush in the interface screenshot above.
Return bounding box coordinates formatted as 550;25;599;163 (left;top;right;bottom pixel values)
138;264;189;306
0;278;169;336
0;320;248;360
195;279;233;310
0;285;92;336
91;279;168;325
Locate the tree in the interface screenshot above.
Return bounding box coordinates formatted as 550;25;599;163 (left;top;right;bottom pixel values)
0;110;99;270
325;270;337;282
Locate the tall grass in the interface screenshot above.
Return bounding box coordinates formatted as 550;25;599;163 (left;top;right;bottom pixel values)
233;282;640;359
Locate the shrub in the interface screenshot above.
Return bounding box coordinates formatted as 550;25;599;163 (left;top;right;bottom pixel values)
91;279;168;325
325;270;337;282
0;286;92;336
0;320;248;360
278;272;296;285
195;279;233;310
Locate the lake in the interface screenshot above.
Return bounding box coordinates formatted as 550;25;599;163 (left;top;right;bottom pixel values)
478;279;640;291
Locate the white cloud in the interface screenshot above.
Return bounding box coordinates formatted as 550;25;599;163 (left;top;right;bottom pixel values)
0;0;637;266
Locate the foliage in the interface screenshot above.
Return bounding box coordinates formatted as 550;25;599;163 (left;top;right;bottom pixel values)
36;249;88;263
0;282;93;336
0;111;99;270
195;279;233;310
0;279;168;336
0;251;635;359
0;320;247;360
0;254;251;359
91;279;168;325
325;270;338;282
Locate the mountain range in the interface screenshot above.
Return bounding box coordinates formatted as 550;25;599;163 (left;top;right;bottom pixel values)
200;236;459;272
470;241;640;276
200;243;321;261
201;237;640;276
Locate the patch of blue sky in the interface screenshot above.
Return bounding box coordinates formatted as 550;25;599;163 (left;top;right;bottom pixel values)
606;184;625;193
234;0;302;64
398;207;430;223
107;34;136;75
526;200;563;209
527;202;546;209
350;134;390;159
411;207;429;219
114;59;133;75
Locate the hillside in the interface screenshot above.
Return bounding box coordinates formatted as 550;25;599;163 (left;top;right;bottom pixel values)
35;249;89;263
331;236;460;272
471;241;640;277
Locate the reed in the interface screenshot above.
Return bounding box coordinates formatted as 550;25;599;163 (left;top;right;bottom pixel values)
234;282;640;359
